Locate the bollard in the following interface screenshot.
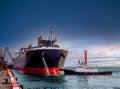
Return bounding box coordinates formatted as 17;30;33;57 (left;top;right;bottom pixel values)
19;84;23;89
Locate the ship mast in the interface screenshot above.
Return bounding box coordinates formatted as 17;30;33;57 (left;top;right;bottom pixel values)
84;50;87;68
50;26;53;47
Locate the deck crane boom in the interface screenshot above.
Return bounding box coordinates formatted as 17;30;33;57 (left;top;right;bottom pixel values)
3;47;13;61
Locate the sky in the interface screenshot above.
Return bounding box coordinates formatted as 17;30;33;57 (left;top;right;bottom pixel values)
0;0;120;67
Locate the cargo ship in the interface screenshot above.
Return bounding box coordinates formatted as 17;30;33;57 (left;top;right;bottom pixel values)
12;27;68;75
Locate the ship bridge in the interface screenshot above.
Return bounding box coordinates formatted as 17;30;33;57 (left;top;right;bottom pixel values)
38;36;58;47
38;27;59;48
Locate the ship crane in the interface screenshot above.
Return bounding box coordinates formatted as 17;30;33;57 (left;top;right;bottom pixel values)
3;47;14;62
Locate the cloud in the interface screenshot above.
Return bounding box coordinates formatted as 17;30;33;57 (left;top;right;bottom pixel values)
61;39;120;58
63;40;120;67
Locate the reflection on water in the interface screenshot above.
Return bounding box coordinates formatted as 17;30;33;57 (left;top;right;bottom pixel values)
12;67;120;89
23;75;66;84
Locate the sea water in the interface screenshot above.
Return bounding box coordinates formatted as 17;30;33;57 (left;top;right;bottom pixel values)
12;67;120;89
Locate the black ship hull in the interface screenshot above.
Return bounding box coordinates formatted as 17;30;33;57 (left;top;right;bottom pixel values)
13;48;68;75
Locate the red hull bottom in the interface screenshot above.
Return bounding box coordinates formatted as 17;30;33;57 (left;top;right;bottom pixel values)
14;67;63;75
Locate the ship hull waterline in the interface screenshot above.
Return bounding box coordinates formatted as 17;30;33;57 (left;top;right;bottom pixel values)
14;67;63;75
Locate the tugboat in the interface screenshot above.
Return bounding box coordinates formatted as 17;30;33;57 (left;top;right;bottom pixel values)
76;50;99;73
12;26;68;75
62;50;112;75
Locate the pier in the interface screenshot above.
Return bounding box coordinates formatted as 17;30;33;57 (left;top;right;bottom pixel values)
0;69;11;89
0;51;22;89
0;47;22;89
0;68;23;89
